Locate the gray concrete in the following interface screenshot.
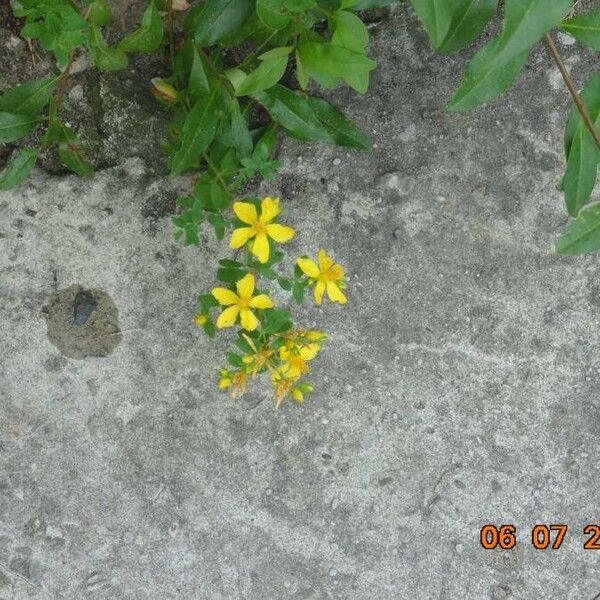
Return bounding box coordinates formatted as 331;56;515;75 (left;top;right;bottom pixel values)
3;3;600;599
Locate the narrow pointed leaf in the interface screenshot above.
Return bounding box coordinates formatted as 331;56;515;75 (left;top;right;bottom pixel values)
561;10;600;51
0;112;40;143
438;0;499;54
563;127;599;216
0;148;39;190
255;85;332;142
234;55;289;96
562;74;600;215
557;203;600;255
0;75;59;116
118;0;163;52
449;0;572;111
170;92;221;175
306;96;371;150
409;0;454;48
88;25;128;70
187;0;254;47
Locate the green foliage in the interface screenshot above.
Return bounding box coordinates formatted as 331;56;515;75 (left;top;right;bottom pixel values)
561;9;600;52
0;148;39;190
9;0;600;399
118;0;164;52
404;0;600;254
448;0;572;111
557;203;600;255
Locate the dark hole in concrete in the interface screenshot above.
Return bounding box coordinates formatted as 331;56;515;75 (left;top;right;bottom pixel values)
42;285;122;359
73;289;97;325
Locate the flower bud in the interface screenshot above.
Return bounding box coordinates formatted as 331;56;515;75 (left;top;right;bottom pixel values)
194;314;208;326
170;0;191;10
150;78;178;103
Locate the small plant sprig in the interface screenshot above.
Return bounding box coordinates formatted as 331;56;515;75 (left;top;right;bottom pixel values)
194;195;347;408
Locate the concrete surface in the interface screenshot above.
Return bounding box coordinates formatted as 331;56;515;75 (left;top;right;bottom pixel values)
3;3;600;599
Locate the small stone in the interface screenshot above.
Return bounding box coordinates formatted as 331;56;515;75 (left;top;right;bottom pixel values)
333;158;341;166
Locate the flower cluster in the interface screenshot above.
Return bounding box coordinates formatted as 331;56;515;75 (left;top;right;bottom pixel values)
195;195;348;408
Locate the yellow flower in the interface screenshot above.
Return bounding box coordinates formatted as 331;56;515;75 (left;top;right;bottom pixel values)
297;250;347;305
271;364;301;408
194;314;208;326
242;347;275;377
281;329;326;361
230;197;295;264
279;346;311;377
291;388;305;402
212;273;274;331
219;369;247;398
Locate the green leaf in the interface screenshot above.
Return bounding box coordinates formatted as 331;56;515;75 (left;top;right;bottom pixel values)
557;203;600;255
207;212;226;239
438;0;499;54
277;277;292;290
59;140;95;176
187;0;254;47
297;42;376;94
255;85;332;142
88;25;128;70
259;46;293;60
0;112;40;144
409;0;454;48
49;120;95;176
227;352;244;367
256;0;292;29
199;293;219;312
306;96;371;149
87;0;113;26
118;0;163;52
262;308;293;334
189;47;210;100
292;281;305;303
0;75;59;116
562;74;600;216
203;320;216;337
217;265;247;282
331;10;369;53
220;97;253;157
170;92;221;176
0;148;39;190
234;55;289;96
563;127;599;217
448;0;572;111
561;9;600;52
345;0;396;8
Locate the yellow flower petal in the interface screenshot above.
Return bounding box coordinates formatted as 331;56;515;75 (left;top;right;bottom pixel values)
249;294;274;309
230;226;256;249
326;281;347;304
328;265;345;281
233;201;258;225
216;305;240;328
300;344;319;360
212;287;239;306
260;196;280;223
266;223;295;243
314;280;326;305
291;388;304;402
219;377;232;389
240;307;259;331
252;232;270;264
235;273;255;298
297;257;320;278
318;249;334;271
